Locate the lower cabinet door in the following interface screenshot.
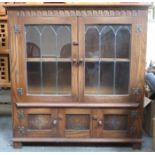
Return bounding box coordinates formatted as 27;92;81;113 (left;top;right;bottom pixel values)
92;109;139;138
60;108;92;138
14;108;61;138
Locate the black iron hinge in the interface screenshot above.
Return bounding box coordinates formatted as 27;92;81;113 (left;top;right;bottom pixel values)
14;25;21;33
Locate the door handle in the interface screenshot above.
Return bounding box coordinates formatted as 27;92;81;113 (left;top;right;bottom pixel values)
72;58;78;64
73;41;79;46
97;120;103;126
78;58;84;64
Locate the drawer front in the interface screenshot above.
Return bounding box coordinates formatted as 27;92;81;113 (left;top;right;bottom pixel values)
92;108;140;138
14;108;61;138
60;108;92;138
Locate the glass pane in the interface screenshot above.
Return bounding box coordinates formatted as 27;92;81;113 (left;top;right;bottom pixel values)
58;62;71;94
85;62;99;94
66;114;90;130
85;27;99;58
27;62;41;94
57;26;71;58
25;25;71;95
100;62;114;94
85;25;130;95
26;27;40;58
101;26;115;58
116;27;130;58
42;62;56;94
115;62;130;94
41;26;57;57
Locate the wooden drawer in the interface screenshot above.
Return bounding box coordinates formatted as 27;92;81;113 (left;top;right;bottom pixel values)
14;108;61;138
92;108;141;138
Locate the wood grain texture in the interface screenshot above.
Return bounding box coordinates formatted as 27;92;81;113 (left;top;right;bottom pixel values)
6;4;148;148
16;102;139;108
4;3;151;8
12;137;142;143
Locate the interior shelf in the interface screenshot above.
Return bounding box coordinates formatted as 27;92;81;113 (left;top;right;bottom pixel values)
26;58;71;62
85;58;130;62
26;57;130;62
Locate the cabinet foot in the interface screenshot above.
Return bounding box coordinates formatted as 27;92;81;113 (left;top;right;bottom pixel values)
13;142;22;148
132;143;141;150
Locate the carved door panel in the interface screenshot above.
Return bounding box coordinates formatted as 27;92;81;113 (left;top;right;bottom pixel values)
92;109;140;138
60;108;92;138
14;108;61;138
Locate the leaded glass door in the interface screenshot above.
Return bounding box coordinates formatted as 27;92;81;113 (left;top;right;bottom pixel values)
18;17;78;102
79;17;139;102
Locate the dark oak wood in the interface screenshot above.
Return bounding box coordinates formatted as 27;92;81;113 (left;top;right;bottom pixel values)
13;142;22;148
16;102;139;108
132;143;142;150
5;3;151;8
6;3;149;149
13;137;142;143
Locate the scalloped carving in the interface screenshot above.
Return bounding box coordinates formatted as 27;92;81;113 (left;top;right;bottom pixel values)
16;9;139;17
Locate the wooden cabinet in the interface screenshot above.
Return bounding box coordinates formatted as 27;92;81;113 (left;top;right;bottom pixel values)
92;109;141;139
6;3;149;149
15;108;61;138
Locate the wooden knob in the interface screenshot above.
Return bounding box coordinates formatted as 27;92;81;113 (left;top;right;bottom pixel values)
53;120;57;125
73;41;79;46
97;120;103;126
79;58;84;64
92;115;97;120
72;58;77;64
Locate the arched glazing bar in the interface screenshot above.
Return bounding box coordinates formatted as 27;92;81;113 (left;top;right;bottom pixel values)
116;26;131;58
57;26;71;58
41;26;57;58
26;26;41;58
26;26;42;94
25;25;71;95
85;24;131;95
85;26;100;58
100;26;115;58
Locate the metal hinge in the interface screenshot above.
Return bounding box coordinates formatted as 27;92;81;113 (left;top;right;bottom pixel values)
17;110;24;119
14;25;21;33
17;126;25;135
131;110;138;119
136;24;143;32
130;88;141;96
16;88;23;96
130;127;136;137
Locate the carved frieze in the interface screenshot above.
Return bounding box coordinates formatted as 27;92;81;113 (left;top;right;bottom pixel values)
16;9;139;17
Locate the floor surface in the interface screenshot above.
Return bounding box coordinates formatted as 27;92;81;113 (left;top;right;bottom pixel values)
0;116;154;152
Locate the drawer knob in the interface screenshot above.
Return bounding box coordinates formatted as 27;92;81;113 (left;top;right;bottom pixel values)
52;119;57;125
92;115;97;120
73;41;79;46
97;120;103;126
72;58;78;64
79;58;84;64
